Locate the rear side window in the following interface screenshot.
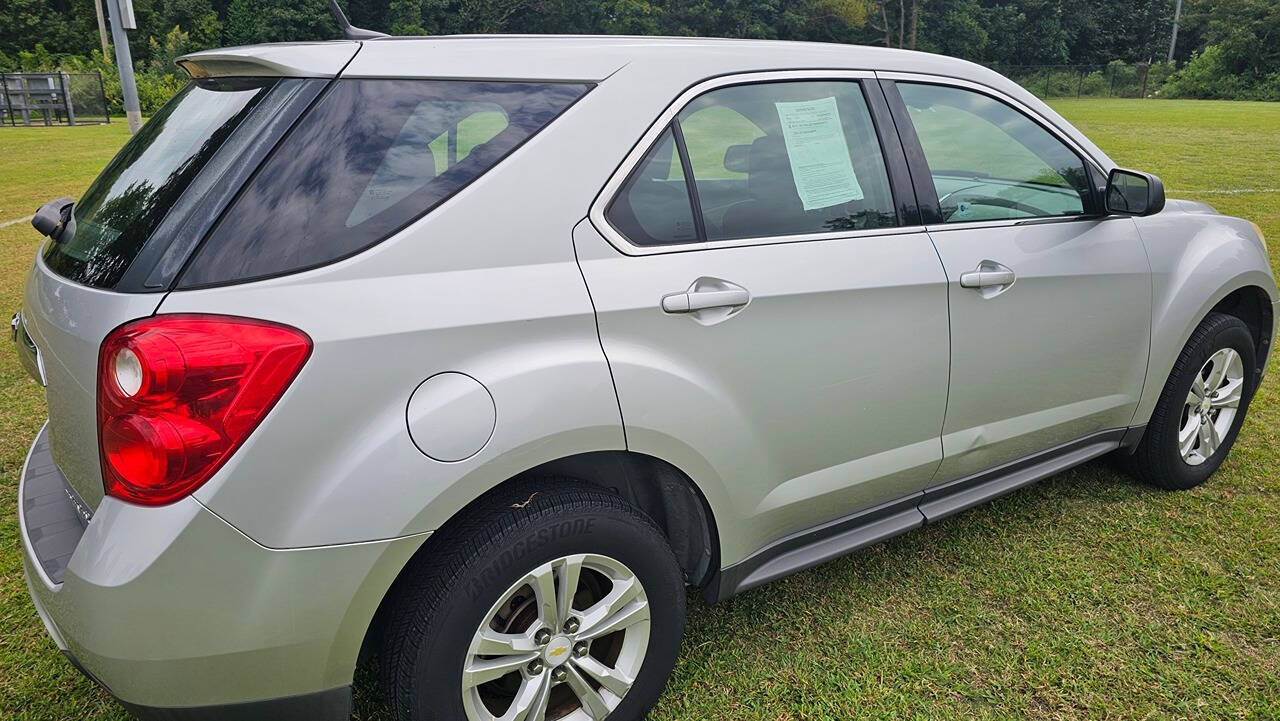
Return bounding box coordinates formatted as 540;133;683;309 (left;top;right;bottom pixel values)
605;128;699;246
44;78;275;288
178;79;589;288
607;80;899;247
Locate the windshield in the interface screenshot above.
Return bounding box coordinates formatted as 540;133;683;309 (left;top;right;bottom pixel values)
42;78;275;288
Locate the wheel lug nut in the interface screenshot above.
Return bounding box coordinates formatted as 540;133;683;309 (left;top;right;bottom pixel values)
534;628;552;646
574;642;589;657
551;667;568;683
527;660;544;675
562;617;580;634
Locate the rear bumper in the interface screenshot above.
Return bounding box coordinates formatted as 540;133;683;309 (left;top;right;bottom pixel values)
60;648;351;721
18;422;428;717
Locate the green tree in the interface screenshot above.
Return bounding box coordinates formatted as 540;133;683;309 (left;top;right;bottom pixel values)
224;0;335;45
3;0;1279;104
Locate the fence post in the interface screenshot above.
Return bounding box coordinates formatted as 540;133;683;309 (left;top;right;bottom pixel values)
60;72;76;125
1139;64;1149;98
1077;69;1084;98
1109;65;1117;97
97;71;110;124
1044;68;1051;98
1;74;13;127
18;76;30;125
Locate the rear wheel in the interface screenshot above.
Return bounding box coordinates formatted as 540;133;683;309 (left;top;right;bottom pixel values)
380;481;686;721
1129;312;1257;490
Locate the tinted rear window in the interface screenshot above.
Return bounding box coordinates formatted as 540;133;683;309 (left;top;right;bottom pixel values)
43;79;274;288
177;79;590;288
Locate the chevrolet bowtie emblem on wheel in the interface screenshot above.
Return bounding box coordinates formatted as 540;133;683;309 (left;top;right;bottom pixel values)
548;646;568;658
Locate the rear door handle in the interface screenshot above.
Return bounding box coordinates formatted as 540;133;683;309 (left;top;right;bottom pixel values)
661;288;751;313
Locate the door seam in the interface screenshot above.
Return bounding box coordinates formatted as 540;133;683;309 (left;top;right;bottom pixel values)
924;229;952;487
571;217;629;449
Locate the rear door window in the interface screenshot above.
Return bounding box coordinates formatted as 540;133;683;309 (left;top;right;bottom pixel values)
43;78;275;288
606;80;900;247
178;79;589;288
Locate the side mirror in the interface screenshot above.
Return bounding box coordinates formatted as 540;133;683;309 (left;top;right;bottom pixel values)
1105;168;1165;217
32;197;75;239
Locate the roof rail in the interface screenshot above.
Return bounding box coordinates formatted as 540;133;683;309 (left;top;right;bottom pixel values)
327;0;388;40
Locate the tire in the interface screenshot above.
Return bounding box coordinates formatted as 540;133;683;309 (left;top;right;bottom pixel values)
1129;312;1257;490
380;480;686;721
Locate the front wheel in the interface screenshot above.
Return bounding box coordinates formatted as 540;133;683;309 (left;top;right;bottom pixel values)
380;481;686;721
1128;312;1257;490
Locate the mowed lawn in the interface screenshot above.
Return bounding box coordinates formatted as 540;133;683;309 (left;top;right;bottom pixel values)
0;99;1278;720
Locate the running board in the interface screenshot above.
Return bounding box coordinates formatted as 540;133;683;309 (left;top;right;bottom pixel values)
918;429;1125;523
715;494;924;599
712;428;1128;602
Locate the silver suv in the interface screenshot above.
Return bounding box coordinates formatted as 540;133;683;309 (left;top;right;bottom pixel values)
14;36;1277;721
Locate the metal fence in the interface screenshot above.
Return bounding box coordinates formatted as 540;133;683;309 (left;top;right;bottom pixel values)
1;72;110;126
988;63;1172;99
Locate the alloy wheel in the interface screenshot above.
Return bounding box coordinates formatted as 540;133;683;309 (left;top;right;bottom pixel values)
461;554;651;721
1178;347;1244;465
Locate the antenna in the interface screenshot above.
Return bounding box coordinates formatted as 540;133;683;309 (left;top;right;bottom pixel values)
326;0;389;40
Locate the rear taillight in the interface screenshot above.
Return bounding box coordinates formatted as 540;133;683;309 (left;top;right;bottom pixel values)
97;315;311;506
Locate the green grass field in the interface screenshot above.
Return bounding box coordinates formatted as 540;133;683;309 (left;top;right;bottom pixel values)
2;100;1279;720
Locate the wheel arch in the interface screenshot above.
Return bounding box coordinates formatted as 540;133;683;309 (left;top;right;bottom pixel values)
1209;285;1275;384
1136;274;1277;426
355;449;721;666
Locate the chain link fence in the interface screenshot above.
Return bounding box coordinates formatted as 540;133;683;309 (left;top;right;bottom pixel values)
1;71;110;126
988;63;1176;99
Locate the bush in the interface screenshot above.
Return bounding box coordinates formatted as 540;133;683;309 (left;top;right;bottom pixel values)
1163;46;1242;99
1159;45;1279;100
1;40;188;115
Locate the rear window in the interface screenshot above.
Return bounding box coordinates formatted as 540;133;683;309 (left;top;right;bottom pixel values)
43;78;274;288
177;79;590;288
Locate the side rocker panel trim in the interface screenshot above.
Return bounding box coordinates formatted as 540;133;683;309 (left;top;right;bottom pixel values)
918;429;1124;523
714;493;924;601
714;428;1127;601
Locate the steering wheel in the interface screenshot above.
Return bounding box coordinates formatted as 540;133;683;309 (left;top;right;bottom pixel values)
942;194;1051;220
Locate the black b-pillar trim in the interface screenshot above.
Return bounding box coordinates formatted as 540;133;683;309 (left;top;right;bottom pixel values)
877;79;944;225
863;78;922;227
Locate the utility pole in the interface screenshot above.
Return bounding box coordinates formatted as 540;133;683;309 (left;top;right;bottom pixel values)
93;0;111;57
104;0;142;133
1167;0;1183;62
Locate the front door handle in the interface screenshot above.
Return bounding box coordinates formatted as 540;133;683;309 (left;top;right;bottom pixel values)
959;269;1015;288
661;288;750;313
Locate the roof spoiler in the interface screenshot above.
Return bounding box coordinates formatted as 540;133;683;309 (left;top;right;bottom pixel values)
327;0;388;40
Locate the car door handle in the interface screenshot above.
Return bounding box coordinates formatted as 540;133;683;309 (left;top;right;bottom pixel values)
661;288;751;313
959;269;1015;288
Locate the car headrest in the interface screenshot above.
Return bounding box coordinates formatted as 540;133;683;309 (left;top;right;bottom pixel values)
746;135;799;203
723;143;752;174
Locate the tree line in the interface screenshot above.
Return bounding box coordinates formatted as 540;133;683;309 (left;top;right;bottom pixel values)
2;0;1277;111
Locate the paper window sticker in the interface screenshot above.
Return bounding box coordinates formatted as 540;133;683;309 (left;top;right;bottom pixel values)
774;97;864;211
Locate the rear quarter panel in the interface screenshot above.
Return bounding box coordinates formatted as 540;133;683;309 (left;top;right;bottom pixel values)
162;82;644;549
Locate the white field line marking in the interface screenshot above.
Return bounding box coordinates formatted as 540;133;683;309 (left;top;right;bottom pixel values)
1176;188;1280;195
0;215;33;229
